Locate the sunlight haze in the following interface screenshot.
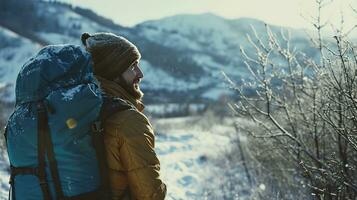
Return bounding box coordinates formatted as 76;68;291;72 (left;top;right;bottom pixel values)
63;0;356;31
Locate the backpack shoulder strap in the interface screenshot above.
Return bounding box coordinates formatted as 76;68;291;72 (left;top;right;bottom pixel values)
37;101;64;200
100;95;135;121
91;95;133;199
91;95;134;135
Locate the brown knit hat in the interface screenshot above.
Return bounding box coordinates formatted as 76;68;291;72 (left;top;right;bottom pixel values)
81;32;141;80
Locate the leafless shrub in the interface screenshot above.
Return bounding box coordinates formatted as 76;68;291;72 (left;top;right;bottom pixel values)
225;3;357;198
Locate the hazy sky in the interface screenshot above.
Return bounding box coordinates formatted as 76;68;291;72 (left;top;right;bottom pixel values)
64;0;356;30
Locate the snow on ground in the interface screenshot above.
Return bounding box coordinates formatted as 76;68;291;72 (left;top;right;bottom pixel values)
151;115;239;199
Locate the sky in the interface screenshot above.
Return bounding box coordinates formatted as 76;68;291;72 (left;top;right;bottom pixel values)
63;0;357;31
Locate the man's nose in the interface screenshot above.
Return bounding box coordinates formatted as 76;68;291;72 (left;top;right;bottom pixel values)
135;67;144;78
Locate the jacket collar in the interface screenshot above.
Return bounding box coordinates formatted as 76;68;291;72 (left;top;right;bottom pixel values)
95;76;145;112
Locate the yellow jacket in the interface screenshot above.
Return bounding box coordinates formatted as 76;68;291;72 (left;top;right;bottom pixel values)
97;77;167;200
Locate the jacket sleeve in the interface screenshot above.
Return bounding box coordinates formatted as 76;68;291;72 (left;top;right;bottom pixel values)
109;110;167;200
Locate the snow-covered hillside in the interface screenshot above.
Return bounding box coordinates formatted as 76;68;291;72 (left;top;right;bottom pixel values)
0;27;41;101
137;13;236;51
135;13;307;73
35;2;128;45
136;13;248;79
133;13;315;102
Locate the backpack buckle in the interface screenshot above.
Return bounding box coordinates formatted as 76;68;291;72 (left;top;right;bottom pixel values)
91;121;103;134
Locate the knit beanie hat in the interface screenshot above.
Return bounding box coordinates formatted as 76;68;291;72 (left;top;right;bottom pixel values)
81;32;141;80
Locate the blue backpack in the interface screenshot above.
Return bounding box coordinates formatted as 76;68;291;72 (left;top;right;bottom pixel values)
5;45;131;200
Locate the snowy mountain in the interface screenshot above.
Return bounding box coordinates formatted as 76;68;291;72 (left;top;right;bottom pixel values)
0;1;317;103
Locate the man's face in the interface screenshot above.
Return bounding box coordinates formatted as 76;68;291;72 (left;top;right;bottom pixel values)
114;61;144;100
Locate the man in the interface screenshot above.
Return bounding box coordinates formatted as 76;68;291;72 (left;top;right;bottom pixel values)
81;32;167;200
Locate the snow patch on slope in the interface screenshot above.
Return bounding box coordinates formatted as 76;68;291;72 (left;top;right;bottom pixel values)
141;60;210;91
38;32;77;45
0;27;41;101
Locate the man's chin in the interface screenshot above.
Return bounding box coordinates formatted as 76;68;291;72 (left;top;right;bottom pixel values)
114;77;143;100
132;84;144;100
